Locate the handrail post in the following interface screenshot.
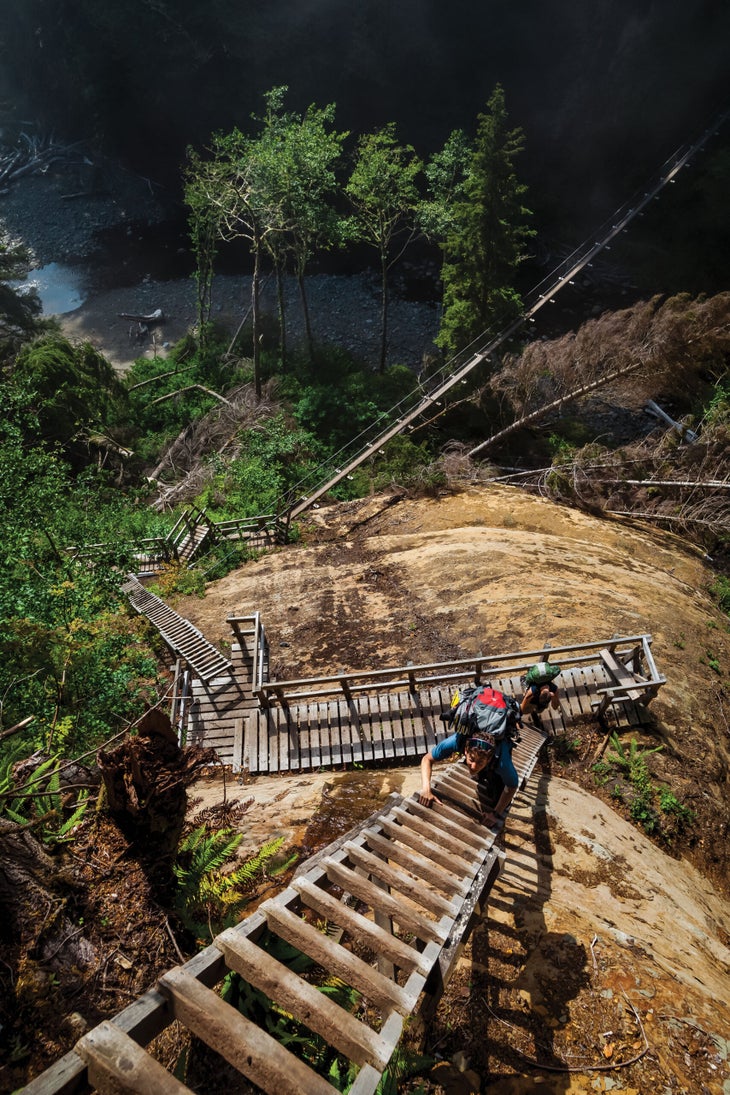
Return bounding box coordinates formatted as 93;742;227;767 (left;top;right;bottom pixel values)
339;675;353;702
407;662;417;694
274;685;288;710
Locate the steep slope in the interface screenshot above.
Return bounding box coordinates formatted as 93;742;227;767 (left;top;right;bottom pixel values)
175;484;730;1091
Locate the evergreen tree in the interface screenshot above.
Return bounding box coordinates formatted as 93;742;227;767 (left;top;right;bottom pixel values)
436;85;533;360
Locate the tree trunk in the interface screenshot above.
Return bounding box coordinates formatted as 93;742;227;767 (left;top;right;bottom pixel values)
97;709;216;863
379;253;389;374
275;261;288;373
251;244;262;399
298;271;314;365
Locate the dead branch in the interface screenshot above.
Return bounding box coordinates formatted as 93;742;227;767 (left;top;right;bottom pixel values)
150;384;232;407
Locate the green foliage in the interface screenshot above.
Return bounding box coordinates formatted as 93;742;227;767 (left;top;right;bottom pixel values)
593;733;694;841
710;575;730;616
220;925;434;1091
222;928;361;1089
197;413;320;518
420;128;471;240
0;747;89;845
174;827;295;944
703;382;730;428
371;435;444;494
123;332;247;464
150;563;207;600
437;85;534;359
376;1047;436;1095
10;334;128;461
345;123;423;372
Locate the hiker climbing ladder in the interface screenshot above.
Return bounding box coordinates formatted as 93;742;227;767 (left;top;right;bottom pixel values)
24;727;546;1095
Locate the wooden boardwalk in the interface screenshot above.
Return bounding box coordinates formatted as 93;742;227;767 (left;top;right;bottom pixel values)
238;660;651;775
25;728;545;1095
166;624;661;774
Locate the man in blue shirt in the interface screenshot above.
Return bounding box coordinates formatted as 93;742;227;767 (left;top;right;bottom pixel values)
419;731;519;828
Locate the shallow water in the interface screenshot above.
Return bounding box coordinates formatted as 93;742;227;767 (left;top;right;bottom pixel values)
23;262;87;315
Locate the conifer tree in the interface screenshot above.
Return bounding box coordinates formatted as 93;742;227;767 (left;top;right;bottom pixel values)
436;85;533;361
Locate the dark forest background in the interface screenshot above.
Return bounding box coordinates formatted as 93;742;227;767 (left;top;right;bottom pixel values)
1;0;729;236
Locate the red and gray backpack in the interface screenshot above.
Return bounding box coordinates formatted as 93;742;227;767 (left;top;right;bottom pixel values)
443;684;522;744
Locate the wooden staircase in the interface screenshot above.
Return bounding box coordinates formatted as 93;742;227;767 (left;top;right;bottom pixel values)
25;740;550;1095
121;575;232;683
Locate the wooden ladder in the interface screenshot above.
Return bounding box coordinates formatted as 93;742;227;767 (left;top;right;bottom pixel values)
26;753;543;1095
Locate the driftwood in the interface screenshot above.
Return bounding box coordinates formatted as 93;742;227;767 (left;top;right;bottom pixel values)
118;308;166;324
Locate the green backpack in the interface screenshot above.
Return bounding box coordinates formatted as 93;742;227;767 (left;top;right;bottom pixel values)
525;661;561;687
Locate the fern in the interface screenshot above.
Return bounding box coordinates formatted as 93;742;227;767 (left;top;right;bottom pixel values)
174;828;295;944
0;750;89;843
375;1047;436;1095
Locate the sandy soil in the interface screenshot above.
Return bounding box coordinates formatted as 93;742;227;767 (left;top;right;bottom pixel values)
173;484;730;1092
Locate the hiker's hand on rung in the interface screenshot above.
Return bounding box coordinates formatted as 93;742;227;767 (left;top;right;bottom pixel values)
418;789;441;808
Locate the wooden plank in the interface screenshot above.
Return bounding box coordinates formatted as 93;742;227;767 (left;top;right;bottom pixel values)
266;707;279;773
321;857;449;944
20;1050;87;1095
243;712;259;775
281;708;296;773
400;689;420;758
334;698;353;766
376;692;391;759
389;693;407;759
397;800;488;858
316;700;332;769
76;1021;190;1095
231;718;244;773
365;693;384;761
260;900;417;1015
297;703;312;771
348;697;371;765
158;966;336;1095
404;787;491;846
599;648;646;700
386;807;481;871
215;928;394;1070
375;816;473;886
342;841;460;918
293;877;429;976
361;828;468;897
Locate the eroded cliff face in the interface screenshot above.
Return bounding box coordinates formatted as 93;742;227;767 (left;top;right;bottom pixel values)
177;485;730;1086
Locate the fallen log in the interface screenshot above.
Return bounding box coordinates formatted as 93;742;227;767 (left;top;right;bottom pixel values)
118;308;166;324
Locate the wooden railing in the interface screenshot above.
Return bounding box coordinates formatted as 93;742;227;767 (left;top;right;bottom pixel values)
254;635;664;710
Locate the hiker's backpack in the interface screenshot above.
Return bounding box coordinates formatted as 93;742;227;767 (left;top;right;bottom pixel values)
444;684;521;742
524;661;561;687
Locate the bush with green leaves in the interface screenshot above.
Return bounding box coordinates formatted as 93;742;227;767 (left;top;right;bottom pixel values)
122;330;253;463
9;334;128;463
371;434;445;494
593;733;694;840
196;413;322;519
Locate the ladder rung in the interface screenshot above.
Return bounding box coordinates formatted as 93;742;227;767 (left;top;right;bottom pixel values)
158;966;336;1095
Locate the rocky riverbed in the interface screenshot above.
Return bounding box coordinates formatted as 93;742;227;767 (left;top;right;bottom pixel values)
1;162;441;372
